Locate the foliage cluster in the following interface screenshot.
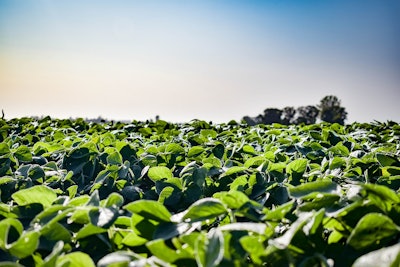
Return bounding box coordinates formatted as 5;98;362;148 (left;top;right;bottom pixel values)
0;117;399;266
243;95;347;125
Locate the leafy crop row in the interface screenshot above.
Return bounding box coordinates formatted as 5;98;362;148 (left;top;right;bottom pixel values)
0;117;399;266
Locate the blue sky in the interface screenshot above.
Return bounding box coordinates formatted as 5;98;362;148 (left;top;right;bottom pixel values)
1;0;399;122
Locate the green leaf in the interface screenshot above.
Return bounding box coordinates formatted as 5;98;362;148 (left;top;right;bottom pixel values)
89;207;119;228
223;166;247;176
352;243;400;267
377;153;399;167
195;229;224;267
269;212;313;249
219;222;266;234
188;146;205;157
289;180;339;199
106;151;123;165
286;158;308;185
240;236;266;265
244;156;267;168
0;143;11;155
153;222;198;240
158;186;181;206
41;222;72;243
347;213;400;250
361;183;400;212
146;239;189;263
56;252;95;267
213;190;250;209
12;185;57;208
263;200;295;221
329;156;346;170
14;145;32;162
286;158;308;174
147;166;173;181
8;231;40;259
104;193;124;208
121;232;148;247
97;251;144;267
41;241;64;267
182;198;227;223
124;200;171;222
0;218;23;249
76;224;107;240
212;144;225;159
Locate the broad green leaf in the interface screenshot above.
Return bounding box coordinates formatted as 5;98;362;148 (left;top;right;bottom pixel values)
9;231;40;258
76;224;107;240
41;222;71;243
165;143;185;154
121;232;148;247
12;185;57;208
147;166;173;181
263;200;295;221
104;193;124;208
361;183;399;212
14;145;32;162
286;158;308;185
188;146;205;157
153;222;198;240
0;143;10;155
97;251;144;267
242;144;257;155
212;144;225;159
244;156;267;168
56;252;95;267
377;153;399;167
89;207;119;228
240;235;266;265
289;180;339;199
195;229;224;267
269;212;313;249
182;198;227;222
223;166;247;176
347;213;400;250
230;175;248;190
352;243;400;267
302;209;325;235
286;158;308;174
41;241;64;267
219;222;266;234
0;218;23;249
106;151;123;165
329;156;346;170
124;200;171;222
298;192;340;211
213;190;250;209
147;239;189;263
158;186;181;206
86;190;100;207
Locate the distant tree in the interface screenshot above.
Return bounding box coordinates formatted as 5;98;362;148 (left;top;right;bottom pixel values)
242;116;258;126
318;95;347;124
281;106;296;125
262;108;283;124
295;105;319;124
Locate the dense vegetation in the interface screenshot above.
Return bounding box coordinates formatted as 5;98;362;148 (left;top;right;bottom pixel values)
243;95;348;125
0;117;399;266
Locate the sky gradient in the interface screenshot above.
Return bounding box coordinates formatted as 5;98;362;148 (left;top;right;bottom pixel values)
1;0;400;123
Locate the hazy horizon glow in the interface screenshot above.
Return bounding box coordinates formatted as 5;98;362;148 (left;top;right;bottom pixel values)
1;0;399;123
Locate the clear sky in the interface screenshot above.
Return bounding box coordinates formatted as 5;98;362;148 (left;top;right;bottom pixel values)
1;0;399;123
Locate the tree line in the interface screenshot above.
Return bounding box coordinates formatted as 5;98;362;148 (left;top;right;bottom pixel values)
243;95;347;125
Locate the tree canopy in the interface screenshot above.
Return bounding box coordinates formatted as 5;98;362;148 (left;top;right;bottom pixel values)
243;95;347;125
